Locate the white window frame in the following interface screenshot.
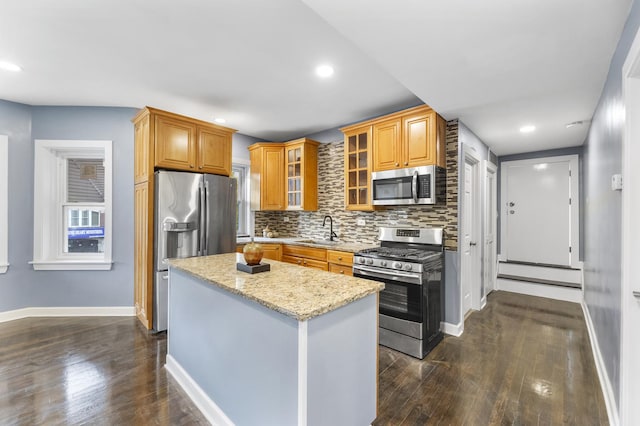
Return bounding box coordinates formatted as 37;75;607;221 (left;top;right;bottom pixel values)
232;158;252;237
0;135;8;273
31;140;113;270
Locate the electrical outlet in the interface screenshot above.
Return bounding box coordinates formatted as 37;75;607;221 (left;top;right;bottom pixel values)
283;216;290;222
356;219;366;226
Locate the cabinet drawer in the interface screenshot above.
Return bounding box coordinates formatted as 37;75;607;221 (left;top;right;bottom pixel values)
282;255;328;271
327;250;353;266
282;245;327;261
329;263;353;276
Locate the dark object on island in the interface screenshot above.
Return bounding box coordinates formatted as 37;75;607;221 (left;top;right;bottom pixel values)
237;262;271;274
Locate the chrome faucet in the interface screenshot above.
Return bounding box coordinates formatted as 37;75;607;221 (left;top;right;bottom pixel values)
322;215;338;241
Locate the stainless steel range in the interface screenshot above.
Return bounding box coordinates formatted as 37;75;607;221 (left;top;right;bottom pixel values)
353;227;444;359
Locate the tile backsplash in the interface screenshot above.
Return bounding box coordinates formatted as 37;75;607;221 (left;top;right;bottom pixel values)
255;120;459;251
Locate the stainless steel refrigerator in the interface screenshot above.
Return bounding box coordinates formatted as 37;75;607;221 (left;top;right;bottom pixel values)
153;170;237;331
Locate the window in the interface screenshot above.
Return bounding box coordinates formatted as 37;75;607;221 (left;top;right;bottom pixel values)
32;140;112;270
232;163;250;237
0;135;7;274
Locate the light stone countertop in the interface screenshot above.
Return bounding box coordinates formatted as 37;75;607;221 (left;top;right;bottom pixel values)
236;236;377;254
168;253;384;321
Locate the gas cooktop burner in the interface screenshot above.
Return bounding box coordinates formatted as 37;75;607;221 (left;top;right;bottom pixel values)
357;247;439;262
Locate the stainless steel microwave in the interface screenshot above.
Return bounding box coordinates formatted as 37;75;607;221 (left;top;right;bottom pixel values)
371;165;445;205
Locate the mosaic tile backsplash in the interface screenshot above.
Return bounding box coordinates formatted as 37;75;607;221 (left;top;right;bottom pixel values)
255;120;459;251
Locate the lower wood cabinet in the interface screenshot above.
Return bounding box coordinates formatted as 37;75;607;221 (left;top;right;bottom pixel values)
327;250;354;276
282;245;328;271
236;243;282;261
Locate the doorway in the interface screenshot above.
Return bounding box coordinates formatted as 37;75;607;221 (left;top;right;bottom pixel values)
621;24;640;426
461;146;482;321
500;155;580;269
483;160;497;303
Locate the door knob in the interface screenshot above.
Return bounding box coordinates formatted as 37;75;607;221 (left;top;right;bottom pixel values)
633;291;640;299
510;210;515;214
509;202;515;207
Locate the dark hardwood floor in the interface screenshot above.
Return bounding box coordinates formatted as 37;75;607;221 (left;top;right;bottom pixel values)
374;291;608;425
0;291;607;425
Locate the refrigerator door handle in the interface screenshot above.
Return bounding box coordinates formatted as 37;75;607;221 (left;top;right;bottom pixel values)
204;179;211;255
199;181;206;256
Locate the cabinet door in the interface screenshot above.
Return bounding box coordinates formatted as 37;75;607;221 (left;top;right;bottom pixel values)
344;126;374;211
285;144;303;209
134;182;153;330
198;127;232;176
403;111;436;168
262;244;282;261
155;115;196;171
373;119;401;171
134;116;151;184
262;147;285;210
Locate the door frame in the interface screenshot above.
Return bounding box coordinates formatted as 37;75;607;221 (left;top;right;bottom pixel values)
498;155;580;269
483;160;498;303
620;23;640;426
460;144;482;323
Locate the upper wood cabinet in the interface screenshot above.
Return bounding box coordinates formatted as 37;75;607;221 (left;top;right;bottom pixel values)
249;143;285;211
341;125;374;211
249;138;319;211
369;105;446;172
133;106;235;178
284;138;319;211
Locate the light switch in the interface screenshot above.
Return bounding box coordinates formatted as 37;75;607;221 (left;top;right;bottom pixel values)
611;174;623;191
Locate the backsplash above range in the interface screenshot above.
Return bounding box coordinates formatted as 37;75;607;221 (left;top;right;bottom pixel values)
255;120;459;251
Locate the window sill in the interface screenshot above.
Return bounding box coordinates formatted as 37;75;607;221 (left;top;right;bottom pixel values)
0;263;8;274
30;260;113;271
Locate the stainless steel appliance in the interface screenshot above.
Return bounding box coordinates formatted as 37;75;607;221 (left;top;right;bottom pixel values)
353;227;444;359
153;170;237;332
371;165;445;206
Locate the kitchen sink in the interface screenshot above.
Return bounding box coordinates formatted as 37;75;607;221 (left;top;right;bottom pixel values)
296;239;341;247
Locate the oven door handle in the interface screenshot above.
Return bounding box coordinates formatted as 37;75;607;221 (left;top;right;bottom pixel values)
353;265;422;285
412;170;419;203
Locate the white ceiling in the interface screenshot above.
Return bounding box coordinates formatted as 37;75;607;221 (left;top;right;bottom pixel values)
0;0;632;155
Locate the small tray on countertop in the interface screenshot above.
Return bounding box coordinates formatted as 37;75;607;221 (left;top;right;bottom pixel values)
236;262;271;274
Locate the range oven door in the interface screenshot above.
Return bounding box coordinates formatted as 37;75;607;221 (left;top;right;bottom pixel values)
353;265;424;322
371;165;435;206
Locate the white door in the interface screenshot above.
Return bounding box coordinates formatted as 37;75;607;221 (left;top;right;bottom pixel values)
621;32;640;425
462;162;473;315
484;162;497;297
505;161;571;266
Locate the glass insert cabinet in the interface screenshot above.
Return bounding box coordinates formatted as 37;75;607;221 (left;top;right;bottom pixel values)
342;125;374;211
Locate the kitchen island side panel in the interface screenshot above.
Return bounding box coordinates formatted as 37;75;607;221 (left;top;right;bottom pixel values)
168;268;299;425
306;293;377;426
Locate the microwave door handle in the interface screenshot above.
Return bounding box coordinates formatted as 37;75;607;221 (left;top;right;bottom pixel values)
412;170;419;203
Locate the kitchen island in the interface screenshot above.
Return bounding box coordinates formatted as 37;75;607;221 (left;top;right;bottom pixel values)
166;253;384;426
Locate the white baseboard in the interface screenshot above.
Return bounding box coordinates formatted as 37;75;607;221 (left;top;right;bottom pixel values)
442;321;463;337
498;262;582;287
0;306;135;323
165;354;234;426
497;278;583;303
581;302;619;426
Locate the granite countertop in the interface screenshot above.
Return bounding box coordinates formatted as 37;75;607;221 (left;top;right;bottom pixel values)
236;236;377;254
168;253;384;321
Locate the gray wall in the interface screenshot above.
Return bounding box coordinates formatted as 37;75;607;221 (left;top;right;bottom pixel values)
0;101;257;313
583;0;640;410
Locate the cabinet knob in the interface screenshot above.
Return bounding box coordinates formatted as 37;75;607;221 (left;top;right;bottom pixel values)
340;270;344;274
303;261;307;265
190;164;194;168
395;162;399;167
297;260;302;264
199;166;203;169
404;162;408;166
338;257;342;261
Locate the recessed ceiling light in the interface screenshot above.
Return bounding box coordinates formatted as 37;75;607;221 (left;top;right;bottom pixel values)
0;61;22;72
214;117;226;124
315;64;334;78
519;125;536;133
